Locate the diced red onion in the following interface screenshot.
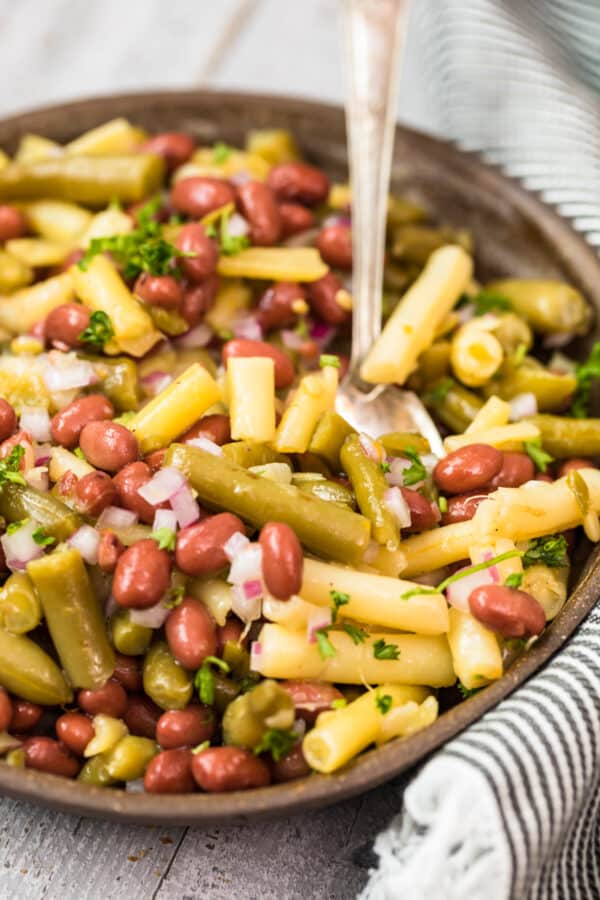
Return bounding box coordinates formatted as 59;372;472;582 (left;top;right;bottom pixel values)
481;551;501;584
457;303;476;324
170;483;200;528
322;213;351;229
227;213;250;238
138;466;186;505
231;583;262;623
242;579;263;600
283;226;320;248
309;321;336;350
96;506;138;530
185;436;223;456
359;433;380;462
232;314;263;342
421;454;440;474
384;486;412;528
228;543;262;585
293;717;306;738
1;520;44;571
548;352;576;374
229;170;252;186
509;392;538;421
446;566;496;612
223;531;250;563
152;508;178;533
34;443;52;465
43;352;98;391
19;407;51;443
543;331;574;349
141;371;173;397
306;606;333;644
67;525;100;565
250;641;262;669
385;456;411;487
281;329;306;351
25;466;49;493
174;323;213;349
130;602;171;629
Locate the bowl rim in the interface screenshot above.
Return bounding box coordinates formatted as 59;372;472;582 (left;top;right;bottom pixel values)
1;88;600;825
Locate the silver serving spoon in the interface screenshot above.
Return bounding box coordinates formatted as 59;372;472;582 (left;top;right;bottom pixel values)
336;0;444;456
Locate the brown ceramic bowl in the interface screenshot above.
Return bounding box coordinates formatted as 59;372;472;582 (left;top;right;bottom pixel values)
0;90;599;825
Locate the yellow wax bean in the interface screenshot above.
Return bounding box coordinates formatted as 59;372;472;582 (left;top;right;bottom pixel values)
447;608;502;690
0;272;74;333
5;238;68;267
217;247;328;282
274;366;338;453
465;395;511;433
444;422;540;453
25;200;92;246
227;357;276;443
65;118;146;156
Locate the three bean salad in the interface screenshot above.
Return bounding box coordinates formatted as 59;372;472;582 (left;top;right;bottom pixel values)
0;118;597;794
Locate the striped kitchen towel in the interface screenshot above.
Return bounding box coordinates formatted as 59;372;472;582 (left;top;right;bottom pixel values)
361;2;600;898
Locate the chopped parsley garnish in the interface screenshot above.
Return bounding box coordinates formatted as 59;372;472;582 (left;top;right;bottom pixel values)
253;727;298;761
504;572;524;589
73;447;86;460
523;437;554;473
504;637;529;652
113;411;136;427
522;534;568;569
380;460;391;474
373;639;400;661
513;342;528;367
32;527;55;547
401;549;525;600
330;589;350;623
375;693;393;715
402;447;426;487
342;623;368;645
331;698;347;710
425;378;455;405
205;207;250;256
78;310;115;350
315;628;336;660
0;445;26;488
294;318;309;339
6;518;27;535
150;527;176;551
571;341;600;418
471;290;512;316
194;656;230;706
319;354;340;369
163;583;186;609
457;682;483;699
438;496;448;513
212;142;233;164
191;740;211;754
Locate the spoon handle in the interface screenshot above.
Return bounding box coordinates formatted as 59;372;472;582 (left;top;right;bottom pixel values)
343;0;410;376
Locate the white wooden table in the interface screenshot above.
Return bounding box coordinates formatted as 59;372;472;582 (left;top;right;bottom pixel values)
0;3;433;897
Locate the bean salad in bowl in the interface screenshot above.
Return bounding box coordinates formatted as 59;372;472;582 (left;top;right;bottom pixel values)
0;116;597;796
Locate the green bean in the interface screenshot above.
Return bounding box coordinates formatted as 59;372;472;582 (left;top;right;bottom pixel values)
0;483;81;541
387;195;427;227
143;640;193;711
340;434;400;550
413;341;451;387
486;279;591;336
297;479;356;509
425;379;483;432
104;736;157;781
0;154;166;206
293;452;331;478
147;305;189;337
390;225;472;266
380;432;431;457
491;313;533;356
221;441;289;469
213;675;240;714
110;609;153;656
222;679;295;749
27;547;115;690
525;415;600;458
82;355;140;412
78;755;116;787
222;641;251;679
0;572;41;634
0;628;72;705
486;362;576;412
165;444;372;565
308;411;355;472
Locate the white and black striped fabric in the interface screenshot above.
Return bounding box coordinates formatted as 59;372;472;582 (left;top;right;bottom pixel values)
361;3;600;898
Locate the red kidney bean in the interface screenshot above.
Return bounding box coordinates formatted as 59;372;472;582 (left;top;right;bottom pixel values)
256;281;307;331
278;202;315;238
267;162;330;206
557;458;596;477
306;272;351;326
0;205;28;242
23;737;79;778
77;678;128;718
469;584;546;638
259;522;303;600
113;539;171;609
271;742;311;783
79;420;139;472
55;712;94;756
97;530;125;573
124;695;162;739
50;394;115;449
400;487;441;532
441;491;490;525
0;688;13;731
180;274;219;326
181;413;231;446
315;223;352;269
44;303;91;349
434;444;503;494
216;616;245;653
140;132;195;171
0;399;16;443
176;223;219;283
156;705;215;750
487;451;535;489
74;471;117;516
144;449;167;473
112;653;143;693
9;700;42;732
281;680;344;724
222;338;295;390
58;470;78;498
171;176;236;219
165;597;217;669
191;746;271;792
175;513;245;576
236;180;281;246
113;461;165;524
144;748;195;793
134;273;183;309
